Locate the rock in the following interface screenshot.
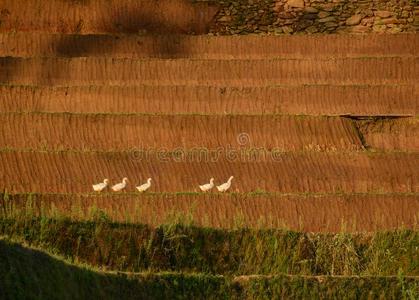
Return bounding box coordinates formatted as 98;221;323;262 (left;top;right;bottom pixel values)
324;22;338;28
346;15;362;26
273;3;283;12
351;25;370;33
324;27;337;33
388;27;402;33
278;12;296;19
321;4;336;12
273;28;283;35
318;11;330;18
318;16;337;23
362;9;374;17
401;11;410;18
374;10;392;18
373;24;387;32
282;26;294;34
380;18;399;25
302;13;317;20
304;7;318;13
361;17;374;26
218;16;232;22
294;19;313;30
305;26;318;33
287;0;305;9
373;19;383;26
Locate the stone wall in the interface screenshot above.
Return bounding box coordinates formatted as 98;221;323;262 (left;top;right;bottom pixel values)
207;0;418;34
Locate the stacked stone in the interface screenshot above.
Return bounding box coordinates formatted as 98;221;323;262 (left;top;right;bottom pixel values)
209;0;418;35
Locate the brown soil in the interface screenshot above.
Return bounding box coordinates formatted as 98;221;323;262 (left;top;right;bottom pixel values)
0;150;417;194
1;33;417;59
0;0;219;34
1;85;417;115
0;113;362;151
357;118;419;151
1;57;417;86
0;1;416;234
5;193;419;232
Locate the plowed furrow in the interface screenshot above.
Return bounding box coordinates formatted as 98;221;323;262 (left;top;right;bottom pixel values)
0;113;362;151
1;85;417;115
1;57;416;86
0;0;218;34
0;151;417;193
1;33;417;58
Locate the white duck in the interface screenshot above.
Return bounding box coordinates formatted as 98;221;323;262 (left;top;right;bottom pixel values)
216;176;234;192
111;177;128;192
199;178;214;192
136;178;152;193
92;179;109;192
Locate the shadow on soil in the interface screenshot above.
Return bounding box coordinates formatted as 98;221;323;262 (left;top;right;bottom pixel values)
0;0;220;85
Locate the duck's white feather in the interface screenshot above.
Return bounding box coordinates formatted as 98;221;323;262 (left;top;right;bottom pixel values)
136;178;152;192
112;178;128;192
93;179;108;192
216;176;234;192
199;178;214;192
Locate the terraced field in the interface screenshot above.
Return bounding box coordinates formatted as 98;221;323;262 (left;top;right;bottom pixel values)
0;0;418;298
2;85;417;115
1;150;418;193
1;34;418;198
0;113;365;150
4;192;419;232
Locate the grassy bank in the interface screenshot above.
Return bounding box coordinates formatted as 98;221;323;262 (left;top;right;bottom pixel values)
0;239;230;300
1;239;418;300
0;217;417;276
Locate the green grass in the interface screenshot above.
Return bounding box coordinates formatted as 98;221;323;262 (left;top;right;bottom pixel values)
0;238;231;300
2;192;417;232
1;238;418;300
236;274;419;300
0;217;417;277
